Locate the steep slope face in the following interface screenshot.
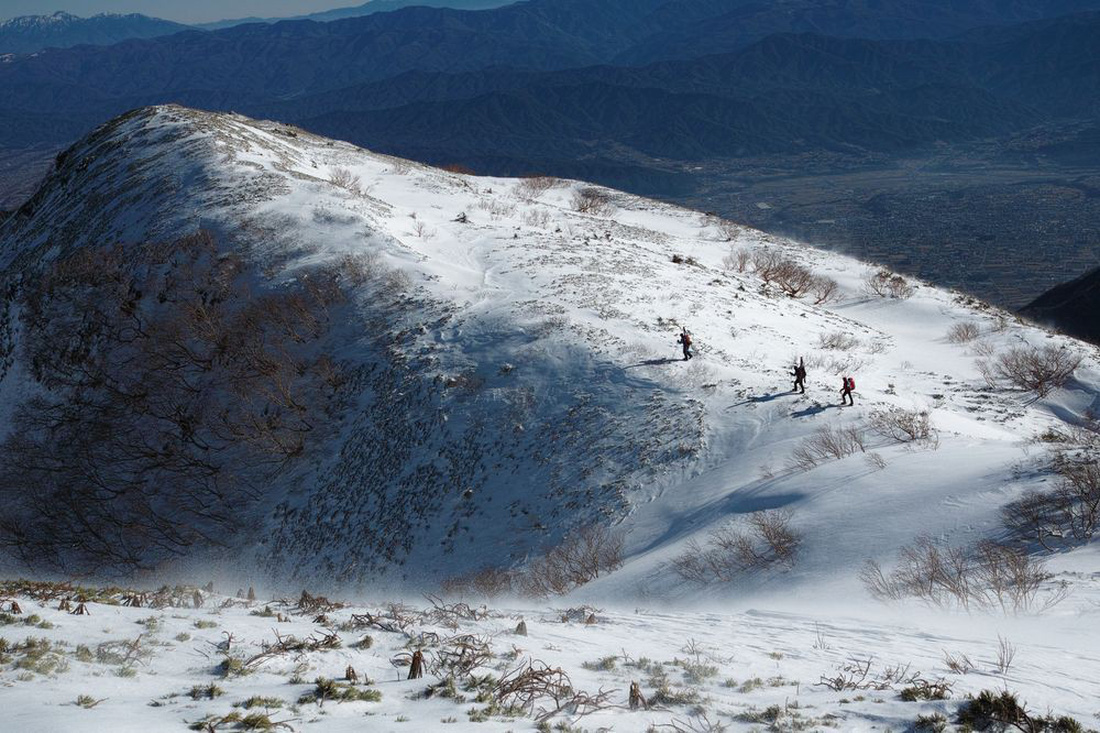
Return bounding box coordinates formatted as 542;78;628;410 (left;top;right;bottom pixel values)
1022;265;1100;345
0;11;190;54
0;106;706;582
1;106;1097;601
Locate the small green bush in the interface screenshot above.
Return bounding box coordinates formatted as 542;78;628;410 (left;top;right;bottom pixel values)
235;696;284;709
958;690;1086;733
297;677;381;705
189;684;224;700
914;713;947;732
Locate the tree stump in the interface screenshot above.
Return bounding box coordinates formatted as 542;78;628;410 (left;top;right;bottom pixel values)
514;620;528;636
585;613;597;625
345;665;359;684
9;601;22;614
408;649;425;680
57;599;72;612
192;591;204;609
629;681;647;710
247;587;256;602
72;602;89;616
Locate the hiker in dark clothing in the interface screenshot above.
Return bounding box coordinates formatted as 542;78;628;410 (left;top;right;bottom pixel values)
677;328;694;361
840;375;855;406
791;358;807;394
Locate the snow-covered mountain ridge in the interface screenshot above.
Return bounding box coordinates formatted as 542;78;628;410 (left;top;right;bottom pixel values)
0;11;189;54
2;105;1099;596
2;104;1100;731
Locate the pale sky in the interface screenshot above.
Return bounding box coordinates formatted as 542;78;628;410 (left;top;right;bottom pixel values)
0;1;368;24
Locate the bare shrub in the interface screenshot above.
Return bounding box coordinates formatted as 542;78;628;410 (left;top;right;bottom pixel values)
519;524;624;597
714;218;741;242
522;208;551;229
947;322;980;343
773;260;816;298
440;163;476;175
979;344;1082;396
492;660;613;723
750;510;801;564
328;167;361;196
749;248;830;301
751;248;784;285
0;232;352;572
476;198;516;220
942;650;974;675
993;635;1016;675
810;275;839;305
440;567;516;598
817;657;878;692
971;339;997;358
860;537;1060;613
865;452;887;470
788;425;865;471
1003;452;1100;548
430;634;494;678
672;510;801;583
571;187;613;216
516;175;558;199
868;407;938;448
864;268;915;299
817;331;860;351
722;247;751;273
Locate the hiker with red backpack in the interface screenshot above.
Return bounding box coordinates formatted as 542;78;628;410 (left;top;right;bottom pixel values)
677;327;694;361
840;375;855;405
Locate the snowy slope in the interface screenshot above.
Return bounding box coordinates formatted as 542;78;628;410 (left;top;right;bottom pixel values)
2;105;1099;595
1;104;1100;731
1;583;1099;732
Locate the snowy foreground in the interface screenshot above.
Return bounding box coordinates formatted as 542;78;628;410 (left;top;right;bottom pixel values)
1;106;1100;729
1;583;1099;732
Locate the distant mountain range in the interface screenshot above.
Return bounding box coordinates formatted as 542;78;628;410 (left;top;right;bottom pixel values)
0;3;519;54
1;0;1099;321
198;0;516;30
0;11;188;54
1;5;1097;168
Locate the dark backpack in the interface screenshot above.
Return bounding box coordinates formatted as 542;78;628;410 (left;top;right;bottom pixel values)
682;333;692;346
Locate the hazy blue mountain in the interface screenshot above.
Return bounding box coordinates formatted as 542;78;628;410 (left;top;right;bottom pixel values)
615;0;1100;63
257;16;1099;177
1;1;1099;200
199;0;516;30
0;11;189;54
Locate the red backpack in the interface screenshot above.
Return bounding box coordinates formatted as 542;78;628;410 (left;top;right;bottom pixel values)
846;377;856;391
